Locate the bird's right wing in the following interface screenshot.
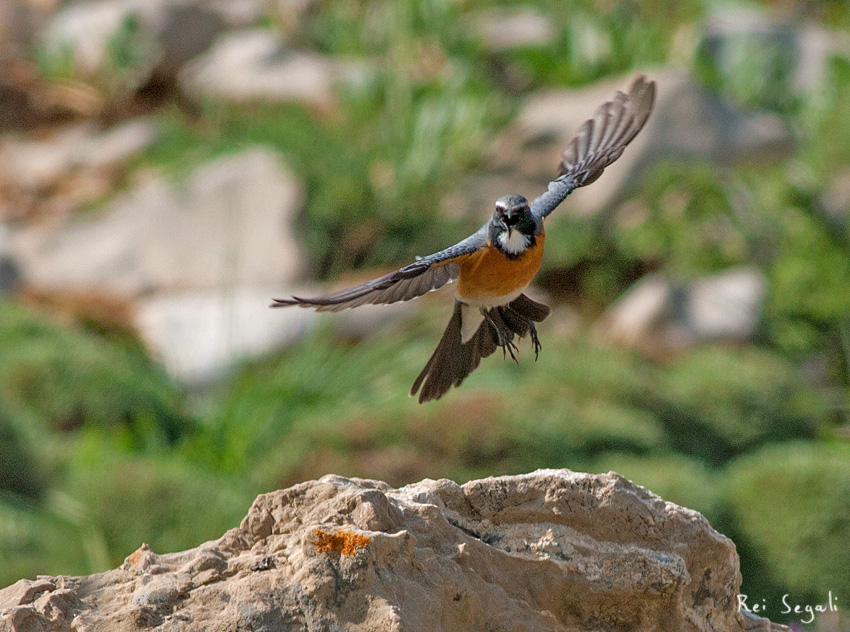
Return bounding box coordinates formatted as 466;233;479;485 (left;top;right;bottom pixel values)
271;227;488;312
531;75;656;221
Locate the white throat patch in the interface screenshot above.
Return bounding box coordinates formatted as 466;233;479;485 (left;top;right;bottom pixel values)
498;229;530;254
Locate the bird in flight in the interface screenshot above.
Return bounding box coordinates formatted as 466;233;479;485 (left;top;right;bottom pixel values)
273;75;656;403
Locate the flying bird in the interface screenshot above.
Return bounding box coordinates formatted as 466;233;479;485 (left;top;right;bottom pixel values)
273;75;656;403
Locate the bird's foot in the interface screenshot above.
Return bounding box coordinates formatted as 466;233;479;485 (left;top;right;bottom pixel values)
484;310;519;363
529;322;542;360
501;337;519;363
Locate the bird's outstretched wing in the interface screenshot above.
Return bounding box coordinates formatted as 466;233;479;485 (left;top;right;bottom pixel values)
271;228;487;312
531;74;656;221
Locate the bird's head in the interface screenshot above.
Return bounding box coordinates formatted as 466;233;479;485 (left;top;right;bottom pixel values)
490;194;536;256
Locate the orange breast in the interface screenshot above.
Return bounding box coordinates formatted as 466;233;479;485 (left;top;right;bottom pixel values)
456;231;545;302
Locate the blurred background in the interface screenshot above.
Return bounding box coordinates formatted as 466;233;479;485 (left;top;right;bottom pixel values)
1;0;849;627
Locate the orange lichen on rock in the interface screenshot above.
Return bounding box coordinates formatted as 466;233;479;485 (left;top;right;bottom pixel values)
126;543;152;567
313;529;371;556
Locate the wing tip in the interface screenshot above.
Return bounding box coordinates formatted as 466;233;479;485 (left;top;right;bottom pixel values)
270;296;310;308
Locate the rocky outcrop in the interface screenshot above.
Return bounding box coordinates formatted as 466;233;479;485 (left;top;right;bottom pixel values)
0;470;784;632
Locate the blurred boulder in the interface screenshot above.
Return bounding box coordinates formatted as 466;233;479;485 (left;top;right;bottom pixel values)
598;267;766;354
10;148;303;296
700;7;850;94
202;0;268;28
0;226;21;294
817;167;850;243
471;7;556;52
138;288;413;384
489;70;793;218
40;0;226;87
0;118;157;220
137;287;317;385
0;470;785;631
179;29;367;110
0;0;55;57
272;0;322;36
41;1;163;76
820;168;850;218
155;3;227;75
8;148;309;384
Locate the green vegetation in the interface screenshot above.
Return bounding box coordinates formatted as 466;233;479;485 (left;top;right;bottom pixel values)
726;442;850;605
33;13;157;105
3;0;850;625
0;301;187;447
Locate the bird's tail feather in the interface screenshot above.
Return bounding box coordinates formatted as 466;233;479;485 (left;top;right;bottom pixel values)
410;294;549;403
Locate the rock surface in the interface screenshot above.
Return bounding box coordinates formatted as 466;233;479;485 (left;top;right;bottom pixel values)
179;29;367;110
40;0;226;80
700;7;850;93
0;119;158;219
471;7;556;52
7;148;308;383
9;148;303;297
0;470;784;632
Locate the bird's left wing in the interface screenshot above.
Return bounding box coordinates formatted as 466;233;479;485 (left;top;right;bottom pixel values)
271;227;488;312
531;74;656;221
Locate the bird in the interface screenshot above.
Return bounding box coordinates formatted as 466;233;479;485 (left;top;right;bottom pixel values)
272;75;656;403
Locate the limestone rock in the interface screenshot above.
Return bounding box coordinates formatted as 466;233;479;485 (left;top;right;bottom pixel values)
135;287;318;385
0;470;785;632
489;70;793;218
0;118;157;195
10;148;303;297
0;119;157;222
598;267;767;354
40;0;226;80
179;29;367;110
7;148;308;383
0;226;20;294
136;291;413;384
471;7;556;52
700;7;850;93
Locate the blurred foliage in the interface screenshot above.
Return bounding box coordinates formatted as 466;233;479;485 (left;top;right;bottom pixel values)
0;406;43;500
32;13;157;106
0;301;187;447
726;442;850;604
0;435;254;578
492;0;702;89
645;346;823;465
59;435;254;570
179;320;827;494
0;500;91;582
4;0;850;623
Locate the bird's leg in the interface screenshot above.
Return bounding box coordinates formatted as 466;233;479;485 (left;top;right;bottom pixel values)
482;309;519;363
528;321;542;360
